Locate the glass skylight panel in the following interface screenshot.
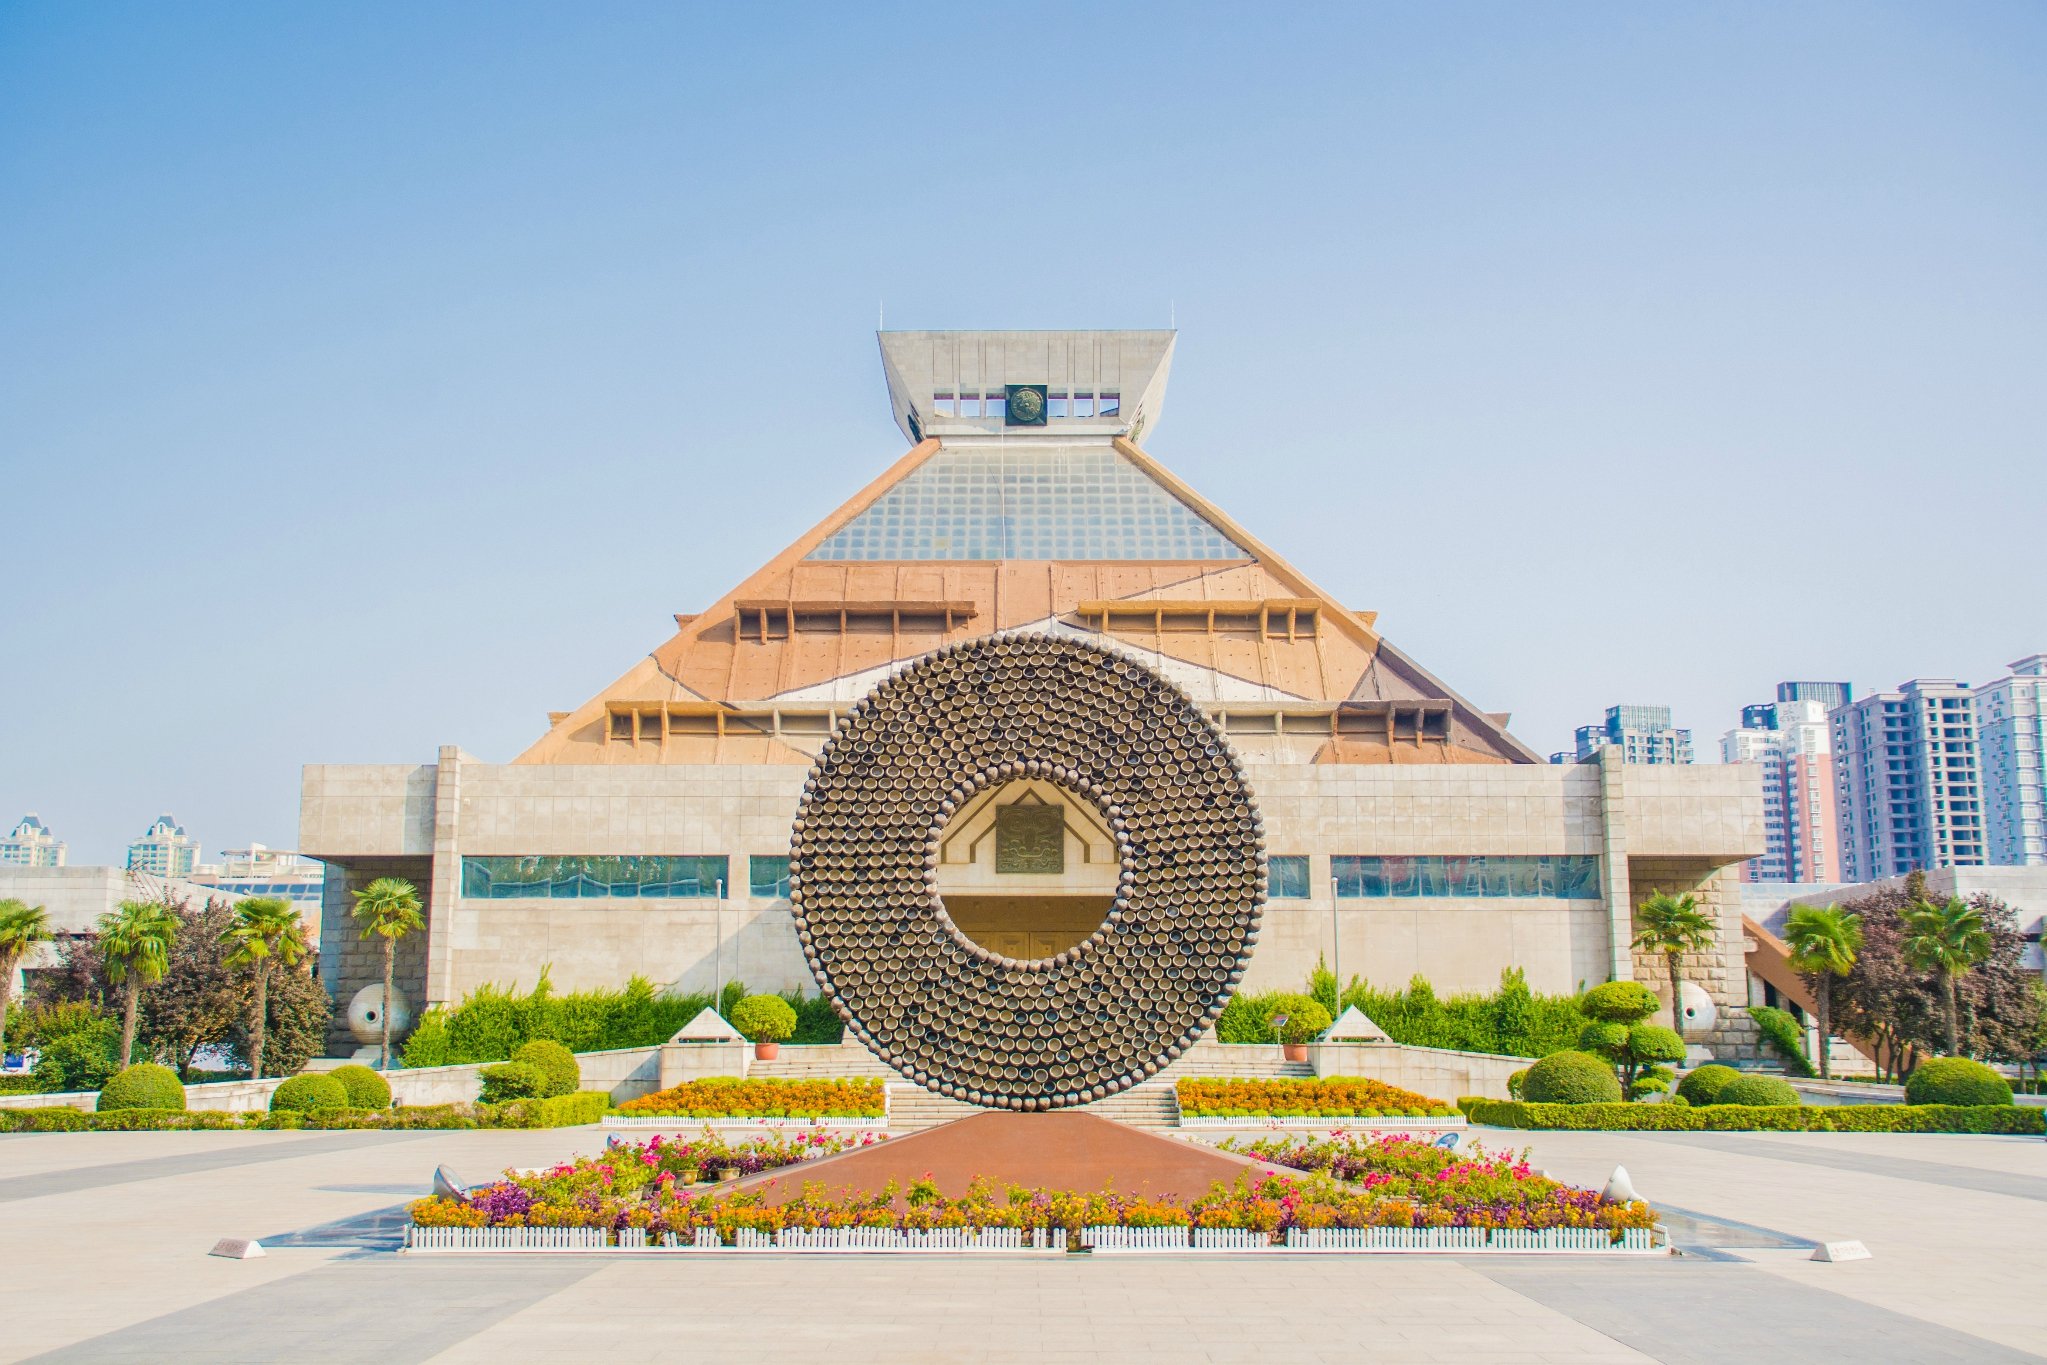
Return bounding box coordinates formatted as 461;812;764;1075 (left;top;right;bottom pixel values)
808;447;1247;561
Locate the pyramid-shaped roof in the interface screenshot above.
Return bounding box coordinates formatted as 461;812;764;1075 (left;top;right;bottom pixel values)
517;332;1536;766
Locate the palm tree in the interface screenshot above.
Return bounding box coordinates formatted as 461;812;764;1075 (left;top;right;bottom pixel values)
98;900;179;1068
350;877;423;1069
1783;904;1862;1080
1901;895;1993;1056
1631;891;1718;1031
218;897;307;1080
0;899;53;1062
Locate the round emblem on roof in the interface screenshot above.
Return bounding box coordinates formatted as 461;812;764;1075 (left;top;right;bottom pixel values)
1006;385;1045;423
787;634;1267;1110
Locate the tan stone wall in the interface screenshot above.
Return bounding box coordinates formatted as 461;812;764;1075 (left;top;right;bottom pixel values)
1626;858;1759;1060
301;753;1762;1053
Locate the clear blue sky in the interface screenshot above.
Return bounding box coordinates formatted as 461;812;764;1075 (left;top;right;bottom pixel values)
3;2;2043;865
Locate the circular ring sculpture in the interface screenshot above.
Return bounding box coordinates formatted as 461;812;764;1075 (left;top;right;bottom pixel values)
789;633;1266;1110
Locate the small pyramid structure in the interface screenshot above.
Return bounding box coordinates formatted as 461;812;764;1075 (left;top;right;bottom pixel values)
669;1007;742;1043
1325;1006;1391;1042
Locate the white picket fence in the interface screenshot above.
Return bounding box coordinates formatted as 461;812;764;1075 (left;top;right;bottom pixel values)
406;1226;610;1252
1283;1226;1658;1253
1081;1225;1192;1251
408;1222;1658;1255
722;1227;1066;1252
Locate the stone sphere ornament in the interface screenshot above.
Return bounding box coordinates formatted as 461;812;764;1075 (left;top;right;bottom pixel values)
347;984;412;1046
790;633;1265;1109
1676;981;1718;1040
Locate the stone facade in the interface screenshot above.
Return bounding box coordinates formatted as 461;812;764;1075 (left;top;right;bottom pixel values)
303;746;1764;1058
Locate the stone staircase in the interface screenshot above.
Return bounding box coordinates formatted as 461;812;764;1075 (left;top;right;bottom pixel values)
749;1042;1313;1132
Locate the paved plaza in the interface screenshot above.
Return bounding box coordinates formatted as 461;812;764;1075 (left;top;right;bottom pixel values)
1;1125;2042;1363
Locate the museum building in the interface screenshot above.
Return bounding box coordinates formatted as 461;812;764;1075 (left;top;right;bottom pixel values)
301;330;1763;1059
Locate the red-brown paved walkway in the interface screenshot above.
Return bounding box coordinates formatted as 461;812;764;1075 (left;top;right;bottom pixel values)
732;1111;1288;1205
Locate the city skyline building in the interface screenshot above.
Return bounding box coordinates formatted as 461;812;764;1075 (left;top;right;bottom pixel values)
1975;654;2047;866
1564;704;1695;765
1720;695;1840;883
125;813;200;879
1832;679;1985;879
189;842;325;910
0;813;67;868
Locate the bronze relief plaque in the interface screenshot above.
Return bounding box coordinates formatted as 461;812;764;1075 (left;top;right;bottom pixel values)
995;803;1065;874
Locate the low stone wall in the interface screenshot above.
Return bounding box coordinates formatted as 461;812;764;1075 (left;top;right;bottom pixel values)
1311;1042;1526;1100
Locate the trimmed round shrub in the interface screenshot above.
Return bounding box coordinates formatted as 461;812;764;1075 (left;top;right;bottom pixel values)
511;1040;580;1098
1717;1074;1800;1107
1521;1050;1623;1105
1581;981;1661;1024
1904;1057;2013;1107
329;1064;392;1110
1576;1020;1629;1055
96;1063;185;1112
1629;1024;1688;1065
478;1061;546;1104
1507;1067;1529;1100
729;995;798;1046
1677;1063;1741;1106
270;1073;349;1113
1262;994;1333;1045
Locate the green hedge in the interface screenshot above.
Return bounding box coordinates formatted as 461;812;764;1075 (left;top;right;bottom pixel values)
0;1092;611;1134
1218;970;1588;1058
404;973;842;1068
1466;1099;2043;1134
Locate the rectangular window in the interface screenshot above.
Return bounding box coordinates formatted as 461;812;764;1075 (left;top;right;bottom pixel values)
1330;855;1600;899
460;855;729;900
1268;855;1311;899
748;855;791;900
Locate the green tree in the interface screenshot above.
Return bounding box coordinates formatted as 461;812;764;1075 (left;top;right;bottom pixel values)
1901;895;1993;1057
0;898;52;1062
350;877;424;1070
97;900;178;1068
1783;904;1862;1080
1630;891;1718;1029
218;897;308;1080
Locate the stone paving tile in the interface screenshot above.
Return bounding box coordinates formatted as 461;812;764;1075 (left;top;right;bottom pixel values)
0;1128;444;1203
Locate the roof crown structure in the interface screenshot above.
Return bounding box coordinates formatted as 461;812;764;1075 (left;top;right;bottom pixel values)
879;330;1175;445
519;329;1538;768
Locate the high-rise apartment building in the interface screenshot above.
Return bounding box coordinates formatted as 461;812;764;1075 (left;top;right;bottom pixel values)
1975;654;2047;866
1778;680;1852;713
1833;680;1985;879
1720;695;1841;883
0;813;66;867
126;813;200;879
1570;704;1694;765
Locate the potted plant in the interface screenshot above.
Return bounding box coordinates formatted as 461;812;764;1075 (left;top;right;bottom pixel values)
1266;994;1332;1062
717;1164;742;1182
730;994;798;1061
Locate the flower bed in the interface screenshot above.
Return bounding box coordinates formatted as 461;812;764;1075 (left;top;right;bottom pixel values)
1467;1100;2045;1133
1176;1076;1457;1120
613;1077;885;1119
0;1092;609;1133
1218;1131;1637;1233
405;1129;1653;1249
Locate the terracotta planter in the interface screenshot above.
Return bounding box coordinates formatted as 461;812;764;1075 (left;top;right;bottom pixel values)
679;1166;701;1185
1282;1043;1309;1062
753;1041;780;1061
